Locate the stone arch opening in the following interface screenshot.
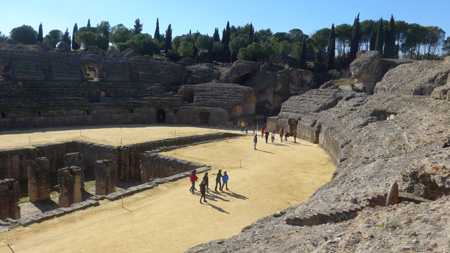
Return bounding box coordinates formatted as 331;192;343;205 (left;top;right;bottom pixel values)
1;112;6;118
37;111;42;117
157;109;166;123
0;63;10;80
183;90;194;103
199;112;210;125
235;73;252;85
86;110;90;116
83;64;99;82
370;109;397;121
243;94;256;115
288;119;299;135
129;109;134;114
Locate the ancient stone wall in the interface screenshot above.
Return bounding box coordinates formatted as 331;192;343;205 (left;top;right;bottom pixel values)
94;160;116;195
140;152;207;183
0;178;20;220
27;157;50;203
64;152;85;190
58;166;83;208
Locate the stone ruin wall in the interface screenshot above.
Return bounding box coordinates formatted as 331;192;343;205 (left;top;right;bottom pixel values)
0;132;238;183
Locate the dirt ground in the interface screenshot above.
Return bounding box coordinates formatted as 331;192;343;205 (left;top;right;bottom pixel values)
0;126;335;253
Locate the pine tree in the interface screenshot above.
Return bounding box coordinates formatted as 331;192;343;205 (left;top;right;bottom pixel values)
134;18;143;34
165;24;172;53
87;19;91;28
326;24;335;70
154;18;160;41
369;23;377;51
298;38;307;69
349;13;360;62
224;21;231;52
62;28;71;47
384;15;396;58
213;28;220;42
72;23;80;50
37;23;43;42
375;18;384;54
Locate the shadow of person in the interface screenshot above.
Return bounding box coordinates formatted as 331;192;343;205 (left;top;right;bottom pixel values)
208;193;230;202
223;191;249;200
207;203;230;214
256;149;274;154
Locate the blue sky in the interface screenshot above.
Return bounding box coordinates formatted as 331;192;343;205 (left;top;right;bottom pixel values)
1;0;449;39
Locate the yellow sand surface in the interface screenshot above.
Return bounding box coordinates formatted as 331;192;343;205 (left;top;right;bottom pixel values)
0;126;335;253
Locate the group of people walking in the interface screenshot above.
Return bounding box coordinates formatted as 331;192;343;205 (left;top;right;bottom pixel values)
253;127;298;150
189;169;229;204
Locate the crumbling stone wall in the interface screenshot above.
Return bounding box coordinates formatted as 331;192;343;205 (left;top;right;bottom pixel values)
140;152;207;183
58;166;83;208
27;157;50;203
95;160;116;195
0;178;20;220
64;152;85;190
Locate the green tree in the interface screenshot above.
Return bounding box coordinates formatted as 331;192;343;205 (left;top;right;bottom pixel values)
43;29;63;48
375;18;384;54
326;24;335;70
423;26;445;58
213;28;220;42
229;35;250;62
249;23;254;43
0;32;8;43
208;38;213;62
311;28;330;68
87;19;91;28
10;25;37;44
126;33;159;55
72;23;80;50
212;41;224;60
37;23;43;42
195;34;210;51
97;21;111;39
154;18;160;42
177;40;195;59
298;38;307;69
369;22;377;50
134;18;143;35
75;25;108;50
384;15;396;58
443;36;450;54
349;13;361;61
165;24;172;53
110;24;131;44
335;23;352;57
360;20;375;50
62;28;71;47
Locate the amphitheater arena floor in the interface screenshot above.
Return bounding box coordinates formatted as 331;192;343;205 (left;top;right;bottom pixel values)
0;125;335;253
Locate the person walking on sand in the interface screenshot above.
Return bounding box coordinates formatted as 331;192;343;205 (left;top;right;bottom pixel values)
294;130;297;143
189;170;198;193
285;131;289;141
271;130;275;144
199;180;207;203
280;129;284;142
241;122;245;132
253;134;258;150
245;123;249;135
261;127;265;138
264;130;269;143
215;169;222;191
221;171;229;191
202;172;209;193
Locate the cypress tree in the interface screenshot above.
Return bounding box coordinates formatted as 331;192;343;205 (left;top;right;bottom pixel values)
165;24;172;53
154;18;160;41
298;38;307;69
208;38;213;62
384;15;396;58
72;23;80;50
375;18;384;54
37;23;43;42
249;23;254;43
225;21;231;51
62;28;71;47
369;23;377;50
213;28;220;42
326;24;335;70
134;18;143;34
349;13;360;62
87;19;91;28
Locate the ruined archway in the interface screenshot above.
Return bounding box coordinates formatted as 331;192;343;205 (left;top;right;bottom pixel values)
183;90;194;103
199;112;210;125
243;94;256;115
288;118;299;135
83;63;99;82
157;109;166;123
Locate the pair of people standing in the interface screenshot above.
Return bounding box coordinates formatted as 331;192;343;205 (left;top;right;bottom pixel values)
214;169;229;191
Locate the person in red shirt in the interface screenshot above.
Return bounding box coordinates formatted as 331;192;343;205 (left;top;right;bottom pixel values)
261;127;265;138
189;170;198;194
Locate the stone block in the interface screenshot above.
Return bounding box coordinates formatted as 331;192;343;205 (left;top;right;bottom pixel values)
95;160;117;195
64;152;85;190
58;166;83;208
0;179;21;221
27;157;51;203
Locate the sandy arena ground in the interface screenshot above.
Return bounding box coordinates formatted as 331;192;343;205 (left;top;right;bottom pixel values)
0;125;335;253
